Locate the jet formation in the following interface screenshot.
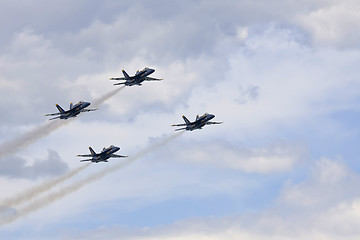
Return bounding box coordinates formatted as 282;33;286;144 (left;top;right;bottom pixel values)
171;113;223;131
43;68;222;164
109;67;163;86
77;145;128;163
45;101;97;120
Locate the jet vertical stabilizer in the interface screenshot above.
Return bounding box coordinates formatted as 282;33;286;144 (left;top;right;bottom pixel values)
182;115;191;125
56;104;65;113
89;147;96;156
122;70;130;80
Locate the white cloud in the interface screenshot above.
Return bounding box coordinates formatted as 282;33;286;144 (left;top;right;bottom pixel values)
159;140;304;173
298;1;360;48
2;1;360;237
61;158;360;240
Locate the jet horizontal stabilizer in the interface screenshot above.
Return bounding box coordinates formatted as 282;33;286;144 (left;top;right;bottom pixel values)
48;116;61;120
113;82;126;85
171;124;187;127
44;113;61;116
76;154;93;157
174;127;187;131
80;159;93;162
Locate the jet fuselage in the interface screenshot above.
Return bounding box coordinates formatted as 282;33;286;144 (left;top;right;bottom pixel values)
94;146;121;161
171;113;222;131
77;145;127;163
125;68;155;86
186;114;215;131
60;101;91;119
110;67;162;86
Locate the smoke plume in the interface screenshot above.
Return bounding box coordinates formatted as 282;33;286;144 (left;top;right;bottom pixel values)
0;131;184;226
0;86;125;159
92;86;125;108
0;163;90;208
0;120;72;159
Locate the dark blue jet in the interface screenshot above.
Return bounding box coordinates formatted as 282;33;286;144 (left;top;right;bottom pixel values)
77;145;128;163
110;67;162;86
45;101;97;120
171;113;223;131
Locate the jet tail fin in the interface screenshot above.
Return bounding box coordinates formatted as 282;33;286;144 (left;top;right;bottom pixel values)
122;70;130;80
89;147;96;156
56;104;65;113
182;115;191;125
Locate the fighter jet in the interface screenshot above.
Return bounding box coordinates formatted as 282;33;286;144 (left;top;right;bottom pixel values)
45;101;97;120
171;113;223;131
77;145;128;163
110;67;162;86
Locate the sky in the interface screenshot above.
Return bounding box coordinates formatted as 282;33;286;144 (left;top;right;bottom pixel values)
1;0;360;239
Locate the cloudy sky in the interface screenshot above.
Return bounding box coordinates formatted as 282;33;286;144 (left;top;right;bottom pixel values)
1;0;360;239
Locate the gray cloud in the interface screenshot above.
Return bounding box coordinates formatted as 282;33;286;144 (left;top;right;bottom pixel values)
0;150;68;180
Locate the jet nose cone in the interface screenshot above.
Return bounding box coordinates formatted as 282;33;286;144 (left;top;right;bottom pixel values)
208;114;215;119
84;102;91;107
114;147;120;151
149;68;155;74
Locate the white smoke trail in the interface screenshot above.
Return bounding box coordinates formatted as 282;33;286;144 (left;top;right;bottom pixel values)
0;131;184;226
0;86;125;159
0;120;72;159
0;163;91;208
92;86;125;108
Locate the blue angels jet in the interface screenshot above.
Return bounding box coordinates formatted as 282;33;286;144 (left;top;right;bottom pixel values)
171;113;223;131
77;145;128;163
45;101;97;120
110;67;163;86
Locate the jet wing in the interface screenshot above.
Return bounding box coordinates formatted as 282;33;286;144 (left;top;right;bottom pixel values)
145;77;163;81
111;154;128;158
110;77;126;80
80;108;97;112
206;121;223;125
